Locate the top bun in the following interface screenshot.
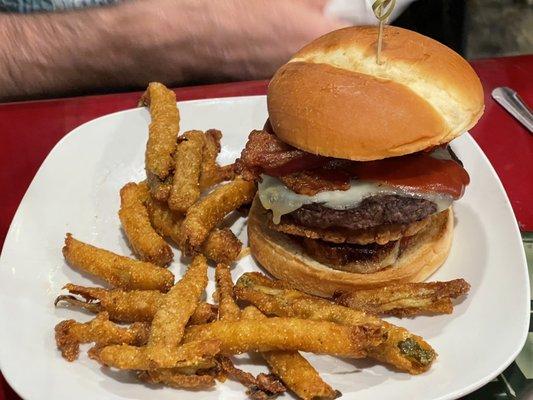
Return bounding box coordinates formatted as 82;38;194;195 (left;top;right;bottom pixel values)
267;26;484;160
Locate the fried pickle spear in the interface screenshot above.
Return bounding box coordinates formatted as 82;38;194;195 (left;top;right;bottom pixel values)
333;279;471;317
147;254;208;350
242;306;339;400
63;234;174;291
168;130;204;213
93;339;220;370
234;273;436;375
215;267;335;399
139;368;216;389
214;265;287;399
217;355;286;399
145;197;185;244
119;182;173;266
199;129;235;190
146;197;242;264
261;351;338;400
183;317;384;358
94;255;221;370
141;82;180;182
215;265;334;399
181;177;256;252
55;284;217;324
199;129;221;190
215;264;241;321
55;312;150;361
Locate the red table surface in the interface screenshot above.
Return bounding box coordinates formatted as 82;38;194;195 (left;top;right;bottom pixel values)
0;55;532;400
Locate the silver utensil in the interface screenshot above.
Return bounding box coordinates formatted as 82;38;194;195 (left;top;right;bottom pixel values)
491;87;533;133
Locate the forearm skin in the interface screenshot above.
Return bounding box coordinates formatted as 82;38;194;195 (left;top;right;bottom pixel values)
0;2;185;100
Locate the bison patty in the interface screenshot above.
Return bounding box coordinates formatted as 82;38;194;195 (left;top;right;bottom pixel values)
288;195;437;230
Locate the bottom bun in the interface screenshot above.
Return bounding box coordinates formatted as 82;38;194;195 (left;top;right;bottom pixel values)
248;197;454;297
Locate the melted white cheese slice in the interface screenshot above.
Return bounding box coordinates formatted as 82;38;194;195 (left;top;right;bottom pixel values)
258;174;453;224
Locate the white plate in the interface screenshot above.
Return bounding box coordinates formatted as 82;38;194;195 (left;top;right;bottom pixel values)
0;96;529;400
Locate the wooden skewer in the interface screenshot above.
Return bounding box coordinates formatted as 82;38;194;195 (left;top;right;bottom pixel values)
372;0;396;64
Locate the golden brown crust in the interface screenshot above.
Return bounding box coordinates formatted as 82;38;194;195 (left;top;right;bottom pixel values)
62;234;175;292
183;317;385;358
168;130;204;213
138;369;216;389
119;182;173;267
217;355;286;398
234;274;436;374
241;307;338;400
142;82;180;180
55;313;150;361
333;279;471;317
248;197;453;296
145;196;242;264
180;178;256;252
57;284;218;324
268;26;484;160
215;264;241;321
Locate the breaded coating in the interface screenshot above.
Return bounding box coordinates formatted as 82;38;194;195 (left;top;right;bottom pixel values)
217;355;286;399
183;316;385;358
168;130;204;213
92;255;214;370
119;182;173;266
92;339;221;370
138;369;216;389
235;273;437;375
189;302;218;325
199;129;222;189
181;178;256;252
146;197;242;264
199;129;236;189
62;234;174;291
55;312;150;361
201;228;242;265
215;264;241;321
145;196;186;247
262;351;339;400
56;284;216;324
142;82;180;180
242;306;338;400
146;171;172;201
214;266;287;400
147;255;208;349
56;284;162;322
334;279;471;317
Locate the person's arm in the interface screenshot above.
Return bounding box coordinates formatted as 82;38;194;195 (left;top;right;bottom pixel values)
0;0;344;101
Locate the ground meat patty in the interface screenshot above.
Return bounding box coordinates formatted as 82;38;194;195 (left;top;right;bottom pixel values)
288;195;437;230
269;212;431;245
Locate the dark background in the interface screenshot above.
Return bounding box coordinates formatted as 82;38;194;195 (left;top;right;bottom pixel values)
396;0;532;58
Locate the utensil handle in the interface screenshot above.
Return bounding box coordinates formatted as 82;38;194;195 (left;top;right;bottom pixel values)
492;87;533;133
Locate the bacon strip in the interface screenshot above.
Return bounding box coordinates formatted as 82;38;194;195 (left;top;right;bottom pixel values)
279;168;351;196
236;126;470;199
235;130;328;181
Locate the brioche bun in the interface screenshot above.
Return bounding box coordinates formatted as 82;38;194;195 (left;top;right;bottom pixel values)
248;197;453;297
267;26;484;161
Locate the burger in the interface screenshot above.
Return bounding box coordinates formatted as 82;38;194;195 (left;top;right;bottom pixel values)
237;26;484;296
